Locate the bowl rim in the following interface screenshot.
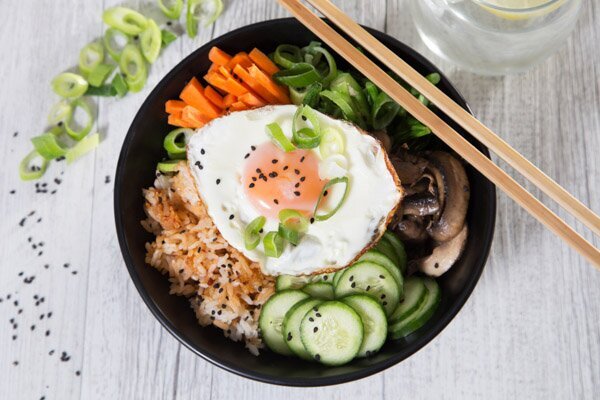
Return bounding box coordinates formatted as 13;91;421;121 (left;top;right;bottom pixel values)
114;17;497;387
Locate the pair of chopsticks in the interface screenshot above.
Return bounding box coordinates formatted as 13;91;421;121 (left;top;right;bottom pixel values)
277;0;600;269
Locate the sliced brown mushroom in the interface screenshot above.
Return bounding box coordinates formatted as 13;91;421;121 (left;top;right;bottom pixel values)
426;151;470;242
416;224;468;277
390;151;429;186
402;193;440;216
394;216;430;243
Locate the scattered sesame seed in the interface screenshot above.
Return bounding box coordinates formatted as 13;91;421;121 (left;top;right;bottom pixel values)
271;159;278;164
9;190;15;194
249;183;255;188
309;317;314;322
194;161;203;170
351;282;356;288
244;153;250;159
379;275;385;279
216;179;221;185
76;370;81;376
313;327;318;333
251;145;256;151
229;214;234;220
323;190;328;197
294;191;301;196
294;183;300;188
283;165;289;170
268;172;278;178
310;218;315;224
60;352;71;362
300;156;305;162
273;199;279;205
294;169;300;175
104;175;111;184
201;148;205;155
300;176;306;182
314;354;321;361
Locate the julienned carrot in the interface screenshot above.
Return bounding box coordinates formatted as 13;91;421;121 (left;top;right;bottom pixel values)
182;105;210;128
208;63;220;74
179;77;222;119
204;73;248;97
209;47;232;66
218;66;234;80
232;64;280;104
248;64;290;104
226;52;253;70
204;86;226;109
249;48;280;75
239;92;266;107
168;114;195;128
230;101;249;111
223;94;236;107
165;100;186;114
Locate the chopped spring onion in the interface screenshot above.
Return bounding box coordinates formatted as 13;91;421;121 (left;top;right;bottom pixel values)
79;42;104;76
102;7;148;36
47;100;73;126
163;128;193;155
168;151;186;160
65;99;94;141
157;159;180;173
292;105;321;149
313;176;350;221
186;0;201;38
66;133;100;164
426;72;441;85
140;19;162;64
19;150;49;181
319;127;345;159
273;63;321;88
330;73;369;127
278;209;309;245
119;44;147;93
320;90;358;125
307;46;337;86
51;72;89;99
157;0;183;19
31;133;67;160
244;216;266;250
111;73;129;97
372;91;400;130
266;123;295;152
290;82;322;107
273;44;302;69
161;29;178;47
85;84;117;97
263;231;285;258
87;63;115;87
104;28;131;61
364;81;379;106
187;0;222;38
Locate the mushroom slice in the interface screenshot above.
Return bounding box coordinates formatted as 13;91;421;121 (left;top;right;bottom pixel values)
417;224;468;277
426;151;470;242
402;193;440;216
394;217;429;243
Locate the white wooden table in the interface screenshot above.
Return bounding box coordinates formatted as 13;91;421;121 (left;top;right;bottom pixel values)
1;1;599;399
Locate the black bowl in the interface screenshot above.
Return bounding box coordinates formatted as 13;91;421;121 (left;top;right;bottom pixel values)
114;18;496;386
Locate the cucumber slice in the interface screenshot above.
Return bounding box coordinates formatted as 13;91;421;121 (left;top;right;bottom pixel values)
358;250;403;288
382;231;407;274
341;295;387;357
388;278;441;339
259;290;309;355
335;261;401;316
275;275;312;291
300;301;363;365
374;239;400;268
388;277;427;323
303;282;335;300
332;268;346;287
282;298;322;360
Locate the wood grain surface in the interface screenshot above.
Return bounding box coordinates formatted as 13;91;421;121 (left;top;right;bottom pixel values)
0;1;598;399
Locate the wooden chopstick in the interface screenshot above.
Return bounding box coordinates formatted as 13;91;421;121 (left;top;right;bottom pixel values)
306;0;600;238
277;0;600;268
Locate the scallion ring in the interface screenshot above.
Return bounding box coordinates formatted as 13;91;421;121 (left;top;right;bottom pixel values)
319;90;358;125
157;0;183;19
313;177;350;221
319;127;345;159
289;82;322;107
292;105;322;149
102;7;148;36
79;42;104;76
273;44;302;69
309;46;337;86
119;44;147;93
103;28;131;61
278;209;309;245
157;159;180;173
140;19;162;64
111;73;129;97
187;0;224;38
31;133;67;160
364;81;379;106
161;29;178;47
273;63;321;88
87;64;115;88
65;99;94;141
244;216;266;250
266;123;295;152
372;91;401;130
19;150;49;181
51;73;89;99
163;128;193;155
263;231;285;258
47;100;73;126
65;133;100;164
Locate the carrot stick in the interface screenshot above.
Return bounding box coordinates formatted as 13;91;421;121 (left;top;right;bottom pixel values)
165;100;186;114
239;92;266;107
232;64;280;104
208;63;220;74
168;114;195;128
204;85;226;109
204;72;248;97
218;66;234;80
248;64;290;104
226;52;253;70
230;101;249;111
179;77;222;119
208;47;232;66
249;48;280;75
181;105;210;128
223;94;237;107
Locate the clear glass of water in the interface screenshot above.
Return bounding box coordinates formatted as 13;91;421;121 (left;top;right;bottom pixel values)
409;0;582;75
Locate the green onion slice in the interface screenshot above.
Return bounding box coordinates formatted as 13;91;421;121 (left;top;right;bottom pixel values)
65;99;94;141
66;133;100;164
263;231;284;258
364;81;379;106
119;44;147;93
320;90;357;124
102;7;148;36
244;216;266;250
278;224;301;246
140;19;161;64
47;100;73;126
308;46;337;86
426;72;441;85
87;63;115;87
319;127;345;159
157;159;180;173
158;0;183;19
292;105;321;149
278;209;309;245
79;42;104;76
273;44;302;69
161;29;178;47
289;82;322;107
19;150;49;181
111;74;129;97
273;63;321;88
168;151;186;160
266;123;295;152
313;176;350;221
372;91;400;130
187;0;224;38
31;133;67;160
163;128;193;155
104;28;131;61
85;84;117;97
51;73;89;99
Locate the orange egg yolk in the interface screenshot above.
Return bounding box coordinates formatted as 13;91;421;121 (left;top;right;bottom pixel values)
242;142;326;219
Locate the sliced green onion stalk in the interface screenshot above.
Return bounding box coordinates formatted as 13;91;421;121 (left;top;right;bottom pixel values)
65;99;94;141
47;100;73;126
51;72;89;99
187;0;223;38
330;73;369;127
426;72;441;85
79;42;104;76
111;73;129;97
313;176;350;221
157;0;183;19
244;216;266;250
31;133;67;160
140;19;162;64
372;91;400;130
320;90;357;125
104;28;131;61
266;123;295;152
278;209;309;245
263;231;285;258
307;46;337;86
157;159;180;173
364;81;379;106
66;133;100;164
273;44;302;69
119;44;147;93
161;29;178;47
319;127;345;159
87;63;115;87
168;151;186;160
102;7;148;36
273;63;321;88
163;128;193;155
19;150;49;181
292;105;322;149
85;84;117;97
290;82;322;107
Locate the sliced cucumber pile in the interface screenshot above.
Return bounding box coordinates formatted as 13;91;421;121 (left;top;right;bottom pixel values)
260;230;441;365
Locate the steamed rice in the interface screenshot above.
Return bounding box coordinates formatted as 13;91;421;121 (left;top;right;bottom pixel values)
142;162;275;355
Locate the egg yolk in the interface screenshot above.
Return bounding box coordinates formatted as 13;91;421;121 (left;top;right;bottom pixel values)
242;142;326;219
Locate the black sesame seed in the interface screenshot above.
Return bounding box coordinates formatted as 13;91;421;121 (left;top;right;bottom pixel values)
216;179;221;185
44;264;49;269
294;183;300;188
380;294;386;299
252;177;257;182
268;172;278;178
271;159;278;164
294;191;301;196
229;214;234;220
309;317;314;322
217;310;222;315
315;354;321;361
76;370;81;376
9;190;15;194
287;332;293;341
244;153;250;159
194;161;203;170
349;275;354;281
316;312;322;317
351;282;356;288
251;145;256;151
200;148;205;155
12;335;16;341
379;275;385;279
256;168;261;173
300;176;306;182
310;218;315;224
283;165;289;170
249;183;255;188
18;271;23;277
273;199;279;205
323;190;328;197
382;301;388;306
313;327;318;333
300;156;305;162
366;285;371;291
294;169;300;175
45;330;50;337
434;263;439;269
30;325;35;331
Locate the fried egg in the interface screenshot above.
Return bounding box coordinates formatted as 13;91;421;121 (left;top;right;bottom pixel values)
187;105;402;276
